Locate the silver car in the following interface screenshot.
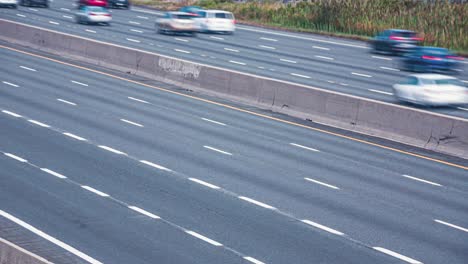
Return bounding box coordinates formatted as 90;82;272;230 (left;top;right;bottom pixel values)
393;74;468;106
75;6;112;26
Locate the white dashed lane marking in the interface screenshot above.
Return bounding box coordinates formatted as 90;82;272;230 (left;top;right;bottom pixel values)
203;146;232;155
2;110;22;117
259;45;276;50
260;37;278;42
185;231;223;247
81;185;110;197
130;29;143;33
238;196;276;210
57;98;77;106
304;177;340;190
139;160;171;171
137;15;149;19
188;178;220;190
60;8;70;11
128;96;149;104
201;118;226;126
175;38;188;42
280;58;297;63
63;132;87;141
16;14;26;18
19;66;36;72
312;45;330;51
315;55;334;60
174;49;191;54
98;145;127;155
224;48;239;52
126;38;141;43
434;219;468;233
128;206;161;219
63;15;73;19
71;80;88;86
4;153;27;163
244;257;265;264
40;168;67;179
302;220;345;236
372;55;392;61
380;66;400;72
210;36;224;40
85;29;96;33
402;174;442;187
368;89;393;95
128;21;141;25
49;21;59;25
290;73;310;79
229;60;246;66
2;81;19;87
28;120;50;128
290;143;319;152
373;247;422;264
352;72;372;78
120;119;144;127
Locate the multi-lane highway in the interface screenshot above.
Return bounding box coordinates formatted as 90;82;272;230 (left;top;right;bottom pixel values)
1;37;468;264
0;0;467;118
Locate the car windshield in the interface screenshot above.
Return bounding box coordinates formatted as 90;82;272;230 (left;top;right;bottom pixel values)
88;7;106;12
214;13;233;19
173;14;195;19
434;79;465;86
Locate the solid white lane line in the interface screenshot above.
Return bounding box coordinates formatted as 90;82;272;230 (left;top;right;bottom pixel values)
49;21;59;25
60;7;70;11
28;120;50;128
174;49;191;54
229;60;246;65
128;96;149;104
137;15;149;19
373;247;422;264
130;29;143;33
315;55;334;60
0;210;103;264
85;29;96;33
188;178;220;189
304;177;340;190
63;15;73;19
352;72;372;78
368;89;393;95
280;58;297;63
126;38;141;43
434;219;468;233
302;220;345;236
372;55;392;61
259;45;276;50
40;168;67;179
201;118;226;126
210;36;224;40
128;206;160;219
57;98;77;106
20;66;37;72
16;14;26;17
290;73;311;79
457;107;468;111
4;153;27;163
175;38;189;42
98;145;127;155
139;160;172;171
260;37;278;42
2;81;19;87
71;80;88;86
81;186;109;197
120;119;144;127
128;21;141;25
402;174;442;187
238;196;276;210
380;66;400;72
244;256;265;264
2;110;22;117
224;48;239;52
203;146;232;156
290;143;319;152
63;132;87;141
185;231;223;246
312;45;330;51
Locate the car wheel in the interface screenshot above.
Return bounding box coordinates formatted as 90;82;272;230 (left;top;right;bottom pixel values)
190;31;197;37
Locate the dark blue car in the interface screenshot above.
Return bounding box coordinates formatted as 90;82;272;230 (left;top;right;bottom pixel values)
400;46;463;73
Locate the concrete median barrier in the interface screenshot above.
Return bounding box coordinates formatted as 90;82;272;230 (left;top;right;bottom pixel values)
1;19;467;159
0;237;52;264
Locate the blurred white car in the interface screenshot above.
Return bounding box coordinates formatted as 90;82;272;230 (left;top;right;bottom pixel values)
75;6;112;25
194;10;235;34
393;74;468;106
156;12;198;36
0;0;18;8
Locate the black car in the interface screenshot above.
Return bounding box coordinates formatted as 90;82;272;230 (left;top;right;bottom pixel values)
400;46;463;73
371;29;421;55
19;0;48;7
107;0;129;9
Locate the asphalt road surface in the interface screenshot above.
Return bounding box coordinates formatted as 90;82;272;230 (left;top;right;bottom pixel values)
1;41;468;264
0;1;467;119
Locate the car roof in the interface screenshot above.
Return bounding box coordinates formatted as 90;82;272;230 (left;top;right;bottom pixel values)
411;74;457;80
388;29;415;33
168;11;193;15
204;10;232;13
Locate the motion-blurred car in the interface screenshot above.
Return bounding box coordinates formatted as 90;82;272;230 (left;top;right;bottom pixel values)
179;5;203;16
107;0;129;9
393;74;468;106
19;0;48;7
193;10;235;34
400;47;463;73
0;0;18;8
371;29;421;55
75;6;111;25
156;12;198;36
78;0;107;7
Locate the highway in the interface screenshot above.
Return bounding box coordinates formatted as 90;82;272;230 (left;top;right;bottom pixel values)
0;1;467;119
1;40;468;263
